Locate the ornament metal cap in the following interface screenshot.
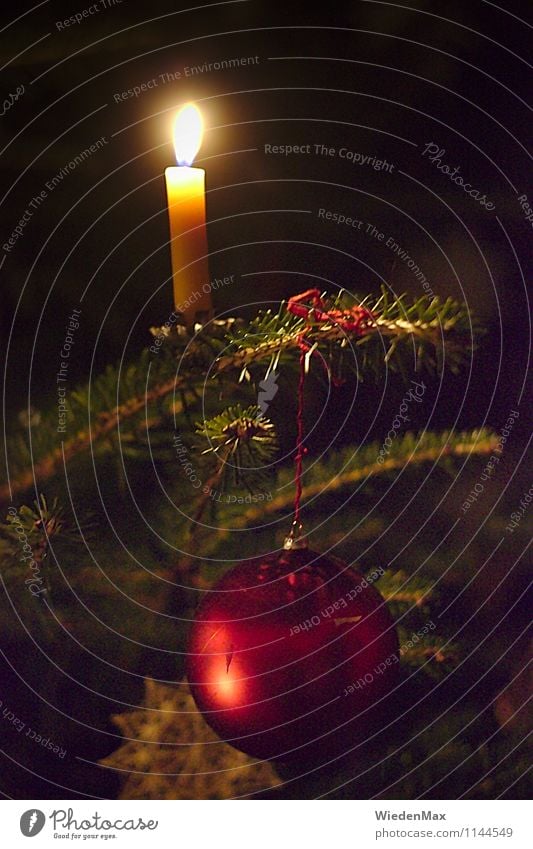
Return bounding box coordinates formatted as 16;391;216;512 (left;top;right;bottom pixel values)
283;521;307;550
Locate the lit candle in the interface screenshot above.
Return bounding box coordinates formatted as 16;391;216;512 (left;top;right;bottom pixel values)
165;103;212;327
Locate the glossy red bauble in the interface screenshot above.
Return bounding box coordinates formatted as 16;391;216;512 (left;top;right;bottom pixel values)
186;547;399;764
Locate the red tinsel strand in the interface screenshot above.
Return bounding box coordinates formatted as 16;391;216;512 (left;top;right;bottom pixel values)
293;341;307;525
287;287;375;334
287;289;375;526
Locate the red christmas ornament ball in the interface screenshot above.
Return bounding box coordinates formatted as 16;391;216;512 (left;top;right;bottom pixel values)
186;546;399;764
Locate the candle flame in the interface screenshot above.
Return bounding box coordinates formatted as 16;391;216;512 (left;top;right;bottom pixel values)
173;103;203;166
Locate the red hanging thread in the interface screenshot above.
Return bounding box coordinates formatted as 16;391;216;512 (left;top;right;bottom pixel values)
286;289;375;529
293;340;307;525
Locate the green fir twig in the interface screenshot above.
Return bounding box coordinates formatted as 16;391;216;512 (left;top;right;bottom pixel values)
2;291;482;503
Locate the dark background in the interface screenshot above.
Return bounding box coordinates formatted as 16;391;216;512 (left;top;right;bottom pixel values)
0;0;531;799
2;0;531;431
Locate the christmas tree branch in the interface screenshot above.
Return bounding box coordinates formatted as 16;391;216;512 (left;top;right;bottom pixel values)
2;377;182;503
401;641;457;666
219;288;479;378
174;428;499;591
2;291;482;504
214;429;499;538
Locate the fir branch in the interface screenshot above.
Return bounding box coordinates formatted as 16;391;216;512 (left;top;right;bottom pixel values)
401;640;458;668
1;291;483;503
377;569;436;609
3;495;64;547
188;449;232;536
0;496;68;601
218;288;480;378
198;405;277;480
187;406;278;537
1;377;182;503
214;429;500;537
